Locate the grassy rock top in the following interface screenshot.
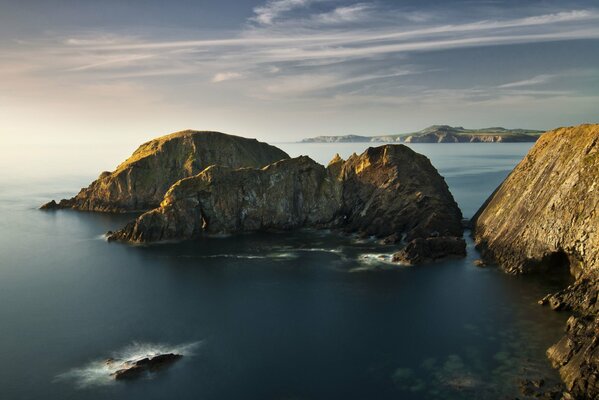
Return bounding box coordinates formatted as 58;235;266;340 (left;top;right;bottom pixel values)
41;130;290;212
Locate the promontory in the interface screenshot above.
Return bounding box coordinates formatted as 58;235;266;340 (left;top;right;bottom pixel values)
473;124;598;399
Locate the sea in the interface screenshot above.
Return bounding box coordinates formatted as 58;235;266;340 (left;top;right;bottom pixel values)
0;142;571;399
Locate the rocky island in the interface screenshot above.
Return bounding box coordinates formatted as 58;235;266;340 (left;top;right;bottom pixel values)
301;125;543;143
473;124;598;399
107;143;465;265
41;130;289;212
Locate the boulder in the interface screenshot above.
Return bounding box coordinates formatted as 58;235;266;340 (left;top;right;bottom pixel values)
391;236;467;265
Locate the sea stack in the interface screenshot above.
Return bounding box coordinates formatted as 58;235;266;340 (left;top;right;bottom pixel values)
109;144;465;264
41;130;289;212
472;124;599;398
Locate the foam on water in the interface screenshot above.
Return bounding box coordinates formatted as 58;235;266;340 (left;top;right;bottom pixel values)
175;252;298;260
55;341;202;389
349;253;409;272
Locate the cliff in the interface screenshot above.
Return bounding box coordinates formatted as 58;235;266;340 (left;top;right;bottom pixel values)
300;125;542;143
472;124;598;276
109;145;465;265
41;130;289;212
472;124;599;398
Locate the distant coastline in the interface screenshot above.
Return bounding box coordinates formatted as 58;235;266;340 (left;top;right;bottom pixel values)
300;125;544;143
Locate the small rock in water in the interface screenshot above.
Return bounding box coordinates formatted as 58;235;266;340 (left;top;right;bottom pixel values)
473;259;486;268
111;353;182;380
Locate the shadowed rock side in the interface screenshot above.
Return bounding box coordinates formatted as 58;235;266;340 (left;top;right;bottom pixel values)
41;130;289;212
472;124;599;399
110;156;341;242
109;145;464;264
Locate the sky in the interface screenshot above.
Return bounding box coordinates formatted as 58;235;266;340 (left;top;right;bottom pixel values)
1;0;599;149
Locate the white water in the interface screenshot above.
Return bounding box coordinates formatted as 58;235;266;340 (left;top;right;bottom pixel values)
55;341;202;388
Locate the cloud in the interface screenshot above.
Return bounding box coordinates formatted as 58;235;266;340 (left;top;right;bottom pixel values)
4;2;599;107
312;4;372;24
264;70;415;95
251;0;314;25
212;72;243;82
499;74;556;88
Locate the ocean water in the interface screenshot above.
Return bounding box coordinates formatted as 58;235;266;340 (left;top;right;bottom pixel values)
0;142;571;400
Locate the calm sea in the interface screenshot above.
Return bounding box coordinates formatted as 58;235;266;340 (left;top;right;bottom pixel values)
0;142;569;399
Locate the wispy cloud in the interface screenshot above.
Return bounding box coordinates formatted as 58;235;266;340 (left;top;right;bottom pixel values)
251;0;314;25
3;2;599;110
499;74;555;88
312;3;373;24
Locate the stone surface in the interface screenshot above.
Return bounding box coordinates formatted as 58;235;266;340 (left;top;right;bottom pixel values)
473;124;599;400
544;273;599;399
109;145;464;264
41;130;289;212
472;124;598;276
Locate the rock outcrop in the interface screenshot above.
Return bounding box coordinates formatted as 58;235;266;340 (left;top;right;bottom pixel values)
41;130;289;212
544;274;598;398
472;124;599;399
109;145;464;264
108;353;183;380
473;124;598;276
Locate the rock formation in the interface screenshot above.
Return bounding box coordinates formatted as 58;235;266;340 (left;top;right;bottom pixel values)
41;130;289;212
109;145;465;264
472;124;599;399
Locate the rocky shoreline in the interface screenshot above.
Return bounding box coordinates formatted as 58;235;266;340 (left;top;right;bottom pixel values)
41;124;598;396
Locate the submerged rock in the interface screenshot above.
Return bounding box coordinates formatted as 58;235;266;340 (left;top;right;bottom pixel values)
472;124;599;399
40;130;289;212
109;144;464;264
111;353;182;380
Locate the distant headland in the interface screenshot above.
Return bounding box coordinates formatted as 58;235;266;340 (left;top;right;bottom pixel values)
300;125;544;143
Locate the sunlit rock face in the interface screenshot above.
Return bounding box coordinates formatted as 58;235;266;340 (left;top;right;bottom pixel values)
109;145;465;264
473;124;598;277
473;124;599;399
41;130;290;212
